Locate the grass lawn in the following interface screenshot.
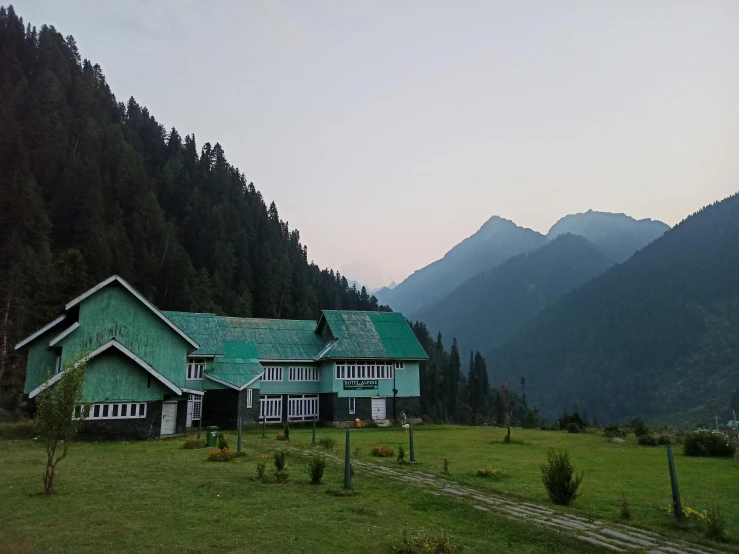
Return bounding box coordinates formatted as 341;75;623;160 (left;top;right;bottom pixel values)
288;424;738;549
0;428;600;553
0;424;735;552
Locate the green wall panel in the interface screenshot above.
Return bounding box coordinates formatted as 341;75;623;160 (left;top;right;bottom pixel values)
61;285;192;387
80;351;168;402
23;328;62;394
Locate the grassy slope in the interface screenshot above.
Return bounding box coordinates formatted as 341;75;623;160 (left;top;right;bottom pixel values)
0;428;598;553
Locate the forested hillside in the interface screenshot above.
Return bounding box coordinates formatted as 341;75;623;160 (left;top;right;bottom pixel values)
0;7;387;402
488;192;739;425
376;216;546;317
418;234;612;356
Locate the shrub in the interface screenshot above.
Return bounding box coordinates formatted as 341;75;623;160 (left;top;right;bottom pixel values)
566;422;582;434
183;438;206;449
272;470;289;483
370;445;395;457
443;459;449;474
684;430;736;458
557;411;587;432
657;433;673;445
705;506;727;541
256;456;268;480
523;412;539;429
475;467;505;480
307;454;326;485
274;451;287;471
620;493;631;520
603;425;626;439
397;446;406;462
629;418;649;437
318;437;336;451
393;528;454;554
540;449;583;506
216;433;229;449
276;431;288;441
637;434;658;446
207;448;235;462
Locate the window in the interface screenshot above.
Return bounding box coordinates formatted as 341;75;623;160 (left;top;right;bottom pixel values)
246;388;253;409
287;395;319;421
260;395;282;422
74;402;146;420
395;361;405;370
262;366;283;382
334;361;394;380
54;355;62;375
348;398;355;415
187;358;205;380
188;394;202;421
289;366;318;381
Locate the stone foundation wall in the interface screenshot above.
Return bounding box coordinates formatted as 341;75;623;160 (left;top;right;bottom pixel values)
77;400;163;441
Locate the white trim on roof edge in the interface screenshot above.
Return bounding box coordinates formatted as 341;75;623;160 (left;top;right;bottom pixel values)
181;387;205;396
49;322;80;347
204;373;239;390
239;374;263;391
65;275;200;350
28;339;182;399
15;315;67;350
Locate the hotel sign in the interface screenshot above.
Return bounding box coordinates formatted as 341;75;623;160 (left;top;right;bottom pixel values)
343;380;379;391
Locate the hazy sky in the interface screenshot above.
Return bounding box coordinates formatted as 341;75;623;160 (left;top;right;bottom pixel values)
13;1;739;288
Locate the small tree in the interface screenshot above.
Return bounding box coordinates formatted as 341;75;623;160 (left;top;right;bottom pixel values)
540;449;583;505
35;358;87;495
500;382;515;443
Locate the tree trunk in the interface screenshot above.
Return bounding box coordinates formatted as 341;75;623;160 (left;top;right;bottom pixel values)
0;288;12;387
43;463;56;495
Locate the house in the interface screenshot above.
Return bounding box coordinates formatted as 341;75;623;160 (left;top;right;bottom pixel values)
16;275;427;439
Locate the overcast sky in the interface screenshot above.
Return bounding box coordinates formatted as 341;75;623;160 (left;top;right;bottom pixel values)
13;0;739;288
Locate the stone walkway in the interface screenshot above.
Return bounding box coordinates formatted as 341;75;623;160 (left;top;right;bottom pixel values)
285;445;714;554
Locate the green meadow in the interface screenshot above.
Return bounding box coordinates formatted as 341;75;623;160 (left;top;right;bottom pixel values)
0;424;736;552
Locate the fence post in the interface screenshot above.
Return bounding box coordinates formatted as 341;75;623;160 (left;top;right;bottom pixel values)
262;409;266;438
312;415;316;446
237;415;243;454
344;425;351;490
409;421;416;463
667;444;682;520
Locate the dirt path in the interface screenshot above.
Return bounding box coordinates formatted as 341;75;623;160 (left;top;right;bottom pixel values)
285;445;714;553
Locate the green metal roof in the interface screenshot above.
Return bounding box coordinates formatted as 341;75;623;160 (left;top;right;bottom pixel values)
163;309;428;363
163;312;326;360
316;311;429;360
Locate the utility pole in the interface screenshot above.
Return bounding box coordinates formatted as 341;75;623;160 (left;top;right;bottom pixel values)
714;415;720;432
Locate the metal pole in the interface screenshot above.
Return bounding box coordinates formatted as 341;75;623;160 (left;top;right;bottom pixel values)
237;415;243;454
409;422;416;463
344;425;351;490
667;444;682;520
262;410;266;438
312;415;316;446
734;411;739;439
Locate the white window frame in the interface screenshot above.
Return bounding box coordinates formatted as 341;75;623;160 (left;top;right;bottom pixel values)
395;361;404;370
348;397;356;415
187;358;205;380
262;366;283;382
259;395;282;422
287;394;319;422
54;355;61;375
74;402;147;420
289;366;318;382
334;360;395;380
246;388;253;408
188;394;202;421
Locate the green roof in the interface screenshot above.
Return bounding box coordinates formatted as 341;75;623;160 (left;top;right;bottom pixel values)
163;310;428;363
317;311;428;360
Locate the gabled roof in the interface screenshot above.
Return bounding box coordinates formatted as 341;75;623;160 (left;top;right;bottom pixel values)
66;276;199;349
204;342;263;390
15;315;67;350
15;276;200;351
28;339;182;398
316;311;428;360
